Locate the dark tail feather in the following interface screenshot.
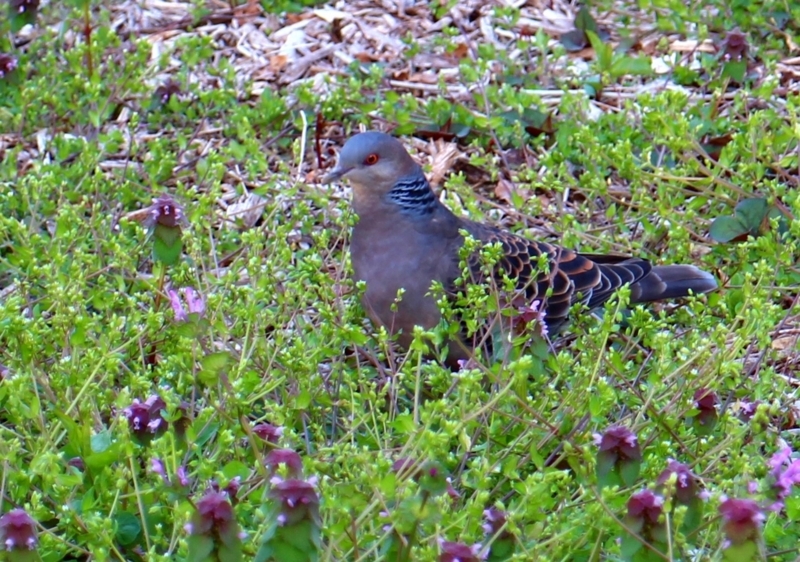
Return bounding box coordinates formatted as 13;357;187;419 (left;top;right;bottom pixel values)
630;265;717;303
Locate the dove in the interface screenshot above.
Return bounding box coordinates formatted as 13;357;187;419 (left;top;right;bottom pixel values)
324;131;717;367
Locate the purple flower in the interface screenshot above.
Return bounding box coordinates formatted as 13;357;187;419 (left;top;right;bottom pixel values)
446;477;461;501
595;425;641;487
224;477;241;498
151;458;189;489
268;478;320;527
187;491;240;545
10;0;39;14
456;358;479;371
127;194;189;266
252;423;283;444
482;507;510;537
722;30;748;60
154;78;181;104
768;446;793;473
594;426;640;461
625;490;668;544
142;194;187;230
719;498;764;545
438;540;484;562
627;490;664;525
167;286;206;322
151;458;167;479
737;400;761;422
767;446;800;509
777;461;800;492
419;462;448;495
513;299;548;337
211;476;242;501
693;388;718;428
265;449;303;478
176;465;190;487
0;54;17;79
123;394;168;438
657;460;700;505
0;509;38;551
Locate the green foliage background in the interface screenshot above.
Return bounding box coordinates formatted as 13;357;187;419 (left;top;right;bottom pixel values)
0;0;799;560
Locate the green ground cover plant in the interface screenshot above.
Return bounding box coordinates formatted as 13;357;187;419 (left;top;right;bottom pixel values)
0;0;799;560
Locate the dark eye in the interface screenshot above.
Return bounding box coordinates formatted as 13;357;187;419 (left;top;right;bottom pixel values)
364;153;379;165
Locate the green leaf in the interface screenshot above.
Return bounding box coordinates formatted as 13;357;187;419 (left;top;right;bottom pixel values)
682;498;704;534
379;472;397;496
618;459;641;487
84;444;121;472
219;541;243;562
55;411;91;459
734;198;769;232
721;60;747;83
574;5;598;33
90;430;113;453
767;206;790;236
198;351;231;385
200;351;231;377
709;216;748;243
722;540;758;562
611;56;653;77
596;451;617;489
390;413;415;434
222;460;251;481
152;224;183;265
785;494;800;520
114;512;142;546
586;31;612;71
498;108;555;137
69;320;87;347
487;537;515;562
619;533;643;559
187;534;216;562
295;389;312;410
191;420;220;448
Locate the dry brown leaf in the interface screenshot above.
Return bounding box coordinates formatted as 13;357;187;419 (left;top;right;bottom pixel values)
406;72;438;84
285;12;303;25
224;193;267;230
313;9;351;23
773;334;800;354
429;140;461;187
450;43;469;59
494;178;516;204
670;39;716;53
354;52;380;63
233;0;262;25
391;68;410;80
270;54;289;72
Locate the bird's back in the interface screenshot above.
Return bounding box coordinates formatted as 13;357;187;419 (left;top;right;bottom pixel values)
454;220;705;333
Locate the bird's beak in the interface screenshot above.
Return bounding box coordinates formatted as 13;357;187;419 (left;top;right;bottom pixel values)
321;164;351;184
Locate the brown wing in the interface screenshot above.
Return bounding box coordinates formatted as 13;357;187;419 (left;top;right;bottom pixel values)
460;222;652;330
579;253;653;308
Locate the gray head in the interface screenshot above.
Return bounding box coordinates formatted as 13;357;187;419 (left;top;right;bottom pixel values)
323;132;421;192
